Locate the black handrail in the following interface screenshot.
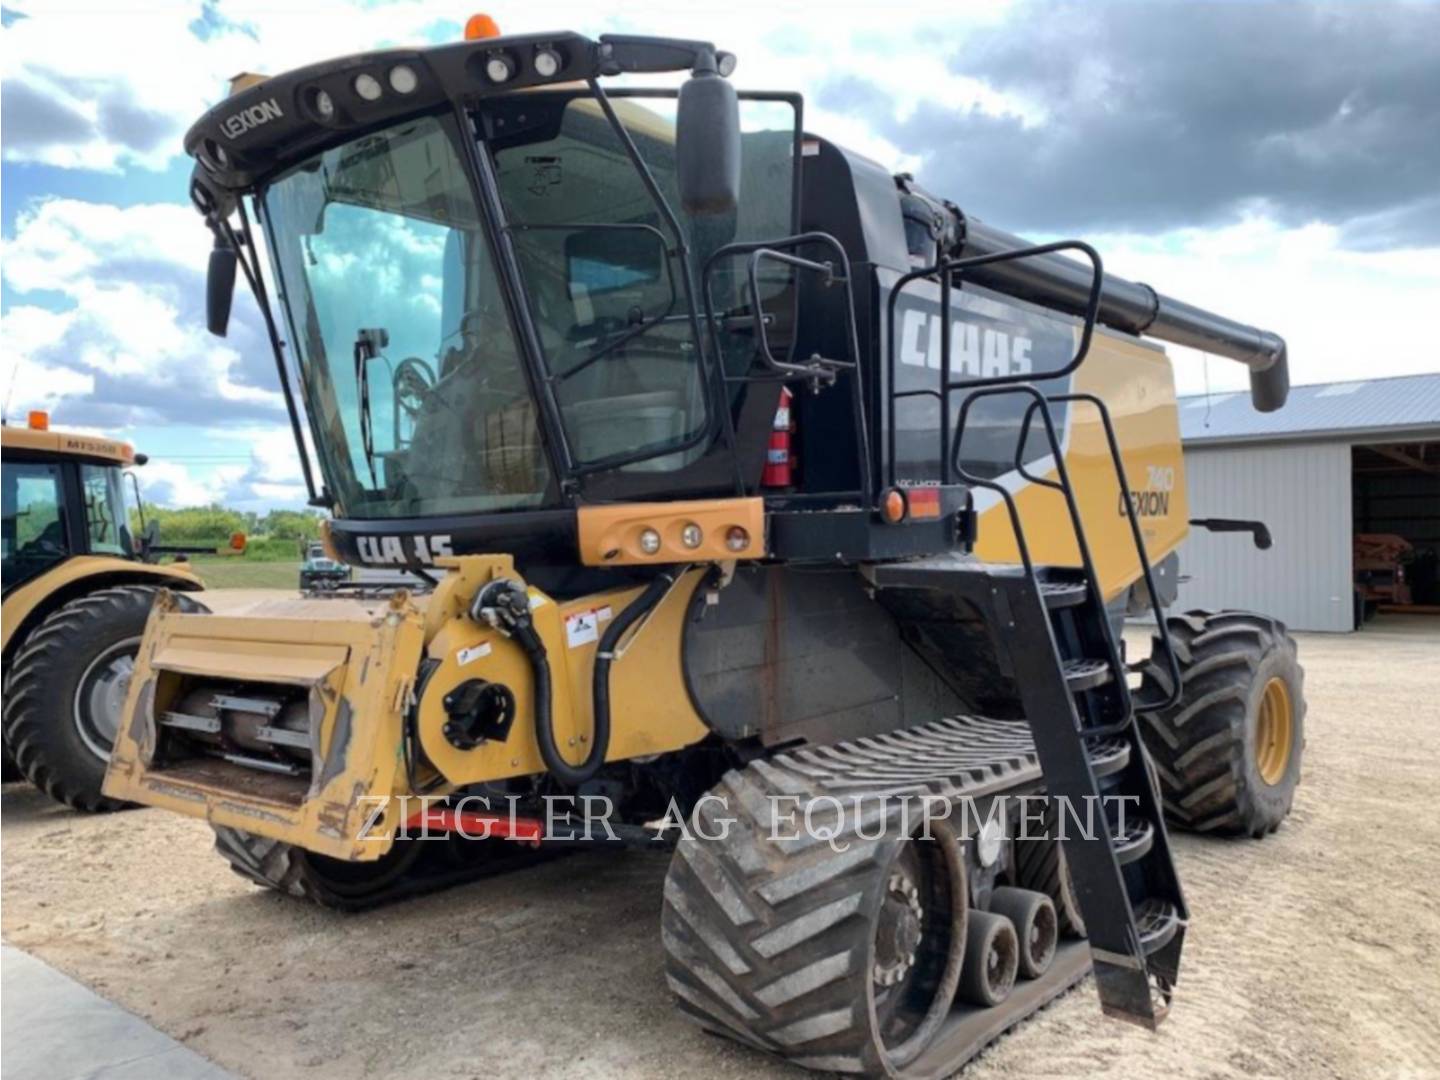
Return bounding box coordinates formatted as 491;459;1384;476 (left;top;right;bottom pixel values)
701;231;872;500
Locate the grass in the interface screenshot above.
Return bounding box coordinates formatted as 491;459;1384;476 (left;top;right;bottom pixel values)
185;557;300;590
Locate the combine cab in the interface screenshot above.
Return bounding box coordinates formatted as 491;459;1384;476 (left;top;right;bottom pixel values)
103;22;1305;1075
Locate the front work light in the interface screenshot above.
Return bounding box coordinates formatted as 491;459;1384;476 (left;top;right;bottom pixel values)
354;73;383;101
389;65;419;94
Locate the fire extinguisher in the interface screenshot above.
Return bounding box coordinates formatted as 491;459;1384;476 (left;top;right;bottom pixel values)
762;387;794;489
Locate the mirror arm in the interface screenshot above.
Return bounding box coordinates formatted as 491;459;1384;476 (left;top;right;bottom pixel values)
595;34;734;78
213;200;327;509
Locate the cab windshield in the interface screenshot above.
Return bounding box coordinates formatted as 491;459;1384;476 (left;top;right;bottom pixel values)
262;114;549;518
261;94;796;518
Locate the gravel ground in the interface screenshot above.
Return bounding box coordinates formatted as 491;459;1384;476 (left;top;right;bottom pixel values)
3;616;1438;1079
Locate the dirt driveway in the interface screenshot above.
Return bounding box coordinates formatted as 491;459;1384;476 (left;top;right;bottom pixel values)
4;617;1438;1079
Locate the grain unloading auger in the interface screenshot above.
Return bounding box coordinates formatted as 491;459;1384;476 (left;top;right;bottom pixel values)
104;21;1306;1076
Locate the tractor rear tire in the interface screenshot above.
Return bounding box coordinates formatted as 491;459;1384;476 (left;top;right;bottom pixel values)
1138;610;1304;838
2;585;163;812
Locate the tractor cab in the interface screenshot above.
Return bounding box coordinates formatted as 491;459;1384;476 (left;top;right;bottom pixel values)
2;414;143;595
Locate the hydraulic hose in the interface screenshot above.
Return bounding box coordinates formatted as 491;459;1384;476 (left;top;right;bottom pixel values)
475;571;680;787
591;568;683;783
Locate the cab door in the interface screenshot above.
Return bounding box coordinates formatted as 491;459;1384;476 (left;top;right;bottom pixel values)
2;460;74;596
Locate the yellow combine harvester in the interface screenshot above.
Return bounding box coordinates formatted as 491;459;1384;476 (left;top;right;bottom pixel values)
0;413;235;810
104;21;1304;1075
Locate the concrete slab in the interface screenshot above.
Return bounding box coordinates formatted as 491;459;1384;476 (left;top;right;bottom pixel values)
1;944;233;1080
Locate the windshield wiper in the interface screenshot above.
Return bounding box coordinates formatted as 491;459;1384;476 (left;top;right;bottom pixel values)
353;327;389;487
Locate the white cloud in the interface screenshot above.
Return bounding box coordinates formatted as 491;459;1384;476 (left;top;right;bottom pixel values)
1;197;284;430
3;0;1435;518
2;0;1017;174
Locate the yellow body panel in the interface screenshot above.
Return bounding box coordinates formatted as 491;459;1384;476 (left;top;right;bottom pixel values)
418;569;710;784
1;555;201;654
102;562;713;854
974;332;1190;600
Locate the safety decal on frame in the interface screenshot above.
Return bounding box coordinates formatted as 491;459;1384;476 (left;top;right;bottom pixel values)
564;605;613;648
457;642;492;666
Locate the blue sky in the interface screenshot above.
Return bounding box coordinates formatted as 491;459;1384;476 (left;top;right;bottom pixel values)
3;0;1437;511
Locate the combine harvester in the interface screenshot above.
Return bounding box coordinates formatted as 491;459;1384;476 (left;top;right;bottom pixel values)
104;19;1305;1075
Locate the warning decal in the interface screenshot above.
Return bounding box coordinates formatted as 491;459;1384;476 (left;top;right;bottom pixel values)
457;642;492;667
564;605;613;648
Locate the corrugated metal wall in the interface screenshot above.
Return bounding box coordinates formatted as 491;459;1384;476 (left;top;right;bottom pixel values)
1172;441;1353;632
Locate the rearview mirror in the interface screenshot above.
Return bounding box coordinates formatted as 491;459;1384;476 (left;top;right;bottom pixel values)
676;70;740;216
207;238;238;337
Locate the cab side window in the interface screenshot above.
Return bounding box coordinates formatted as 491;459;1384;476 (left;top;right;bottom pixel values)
2;463;70;591
80;465;130;556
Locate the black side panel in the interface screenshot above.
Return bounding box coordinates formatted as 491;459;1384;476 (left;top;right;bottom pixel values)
684;564;978;745
876;578;1026;720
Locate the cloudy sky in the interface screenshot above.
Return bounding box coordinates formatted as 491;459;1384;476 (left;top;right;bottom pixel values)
2;0;1437;511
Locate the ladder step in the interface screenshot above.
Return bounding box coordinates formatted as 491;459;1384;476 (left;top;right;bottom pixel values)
1134;898;1183;955
1040;579;1088;609
1110;817;1155;866
1084;737;1130;778
1063;657;1113;692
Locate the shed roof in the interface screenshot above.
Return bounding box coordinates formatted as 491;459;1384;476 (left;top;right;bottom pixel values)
1179;372;1440;446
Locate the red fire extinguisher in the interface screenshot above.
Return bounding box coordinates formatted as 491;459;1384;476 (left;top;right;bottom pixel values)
762;387;794;489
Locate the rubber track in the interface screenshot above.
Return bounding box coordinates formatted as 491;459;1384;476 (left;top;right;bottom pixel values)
2;585;162;813
211;824;560;911
661;715;1108;1077
1137;609;1304;836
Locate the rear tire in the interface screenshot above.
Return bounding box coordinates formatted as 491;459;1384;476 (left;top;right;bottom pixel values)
1138;610;1304;837
1;736;21;783
2;585;164;812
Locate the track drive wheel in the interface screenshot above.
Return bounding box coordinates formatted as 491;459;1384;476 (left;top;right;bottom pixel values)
213;826;425;910
1138;610;1305;837
2;585;167;812
662;766;969;1077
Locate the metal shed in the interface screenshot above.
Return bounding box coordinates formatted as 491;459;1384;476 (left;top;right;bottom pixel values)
1172;373;1440;632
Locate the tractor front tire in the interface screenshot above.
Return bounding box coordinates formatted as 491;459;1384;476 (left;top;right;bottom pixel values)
2;585;162;812
1138;610;1304;838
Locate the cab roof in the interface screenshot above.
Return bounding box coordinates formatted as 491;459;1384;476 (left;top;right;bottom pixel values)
1;424;136;465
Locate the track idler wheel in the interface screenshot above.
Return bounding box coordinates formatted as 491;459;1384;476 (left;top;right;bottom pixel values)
957;910;1019;1008
987;887;1057;979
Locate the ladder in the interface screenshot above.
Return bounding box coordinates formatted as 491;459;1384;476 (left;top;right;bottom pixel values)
877;242;1189;1026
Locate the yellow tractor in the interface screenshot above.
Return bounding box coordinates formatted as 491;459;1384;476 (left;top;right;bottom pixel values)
1;413;235;810
104;23;1304;1075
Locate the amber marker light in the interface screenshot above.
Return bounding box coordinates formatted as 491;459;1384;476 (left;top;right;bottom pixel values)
464;13;501;39
881;488;907;524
